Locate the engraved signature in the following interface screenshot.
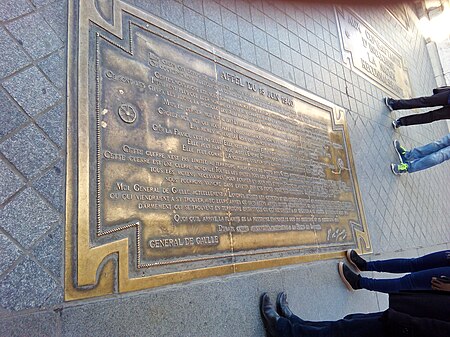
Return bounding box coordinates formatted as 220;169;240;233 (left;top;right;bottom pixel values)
327;227;347;242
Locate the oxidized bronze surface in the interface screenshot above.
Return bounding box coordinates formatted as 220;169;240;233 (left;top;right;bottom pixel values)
66;0;371;300
336;7;412;98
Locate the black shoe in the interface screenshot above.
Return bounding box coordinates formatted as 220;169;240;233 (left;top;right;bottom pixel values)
276;292;293;319
384;97;395;111
338;262;361;291
345;249;367;272
260;293;280;337
392;120;400;129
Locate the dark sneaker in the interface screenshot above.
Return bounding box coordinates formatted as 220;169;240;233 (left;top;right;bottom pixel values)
392;120;400;129
346;249;367;272
338;262;361;291
391;163;409;175
384;97;395;111
393;140;407;163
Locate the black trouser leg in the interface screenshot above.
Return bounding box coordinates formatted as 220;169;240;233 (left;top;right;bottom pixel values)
275;312;388;337
392;91;449;110
397;106;450;126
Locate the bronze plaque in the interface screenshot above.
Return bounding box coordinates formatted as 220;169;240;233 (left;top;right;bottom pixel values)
66;0;371;300
336;7;412;98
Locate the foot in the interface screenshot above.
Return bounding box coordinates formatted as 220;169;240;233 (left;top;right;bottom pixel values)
338;262;361;291
393;140;407;163
260;293;280;337
276;292;293;319
392;120;400;129
345;249;367;272
391;163;409;175
384;97;395;111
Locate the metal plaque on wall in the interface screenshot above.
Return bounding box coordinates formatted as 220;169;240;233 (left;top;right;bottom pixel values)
66;0;371;300
335;7;412;98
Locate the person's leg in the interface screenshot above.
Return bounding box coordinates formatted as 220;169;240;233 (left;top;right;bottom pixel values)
392;136;450;174
397;106;450;126
285;313;305;325
391;91;449;109
274;316;296;337
403;133;450;162
359;266;450;293
366;250;450;273
288;312;387;337
407;144;450;173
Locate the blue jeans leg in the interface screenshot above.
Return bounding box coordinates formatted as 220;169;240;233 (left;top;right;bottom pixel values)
360;266;450;293
404;134;450;172
408;146;450;172
366;250;450;273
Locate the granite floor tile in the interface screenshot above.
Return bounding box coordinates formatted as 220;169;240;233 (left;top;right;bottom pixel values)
0;159;24;204
0;0;32;22
0;27;30;78
0;124;60;179
36;103;65;148
2;66;61;117
237;16;253;42
205;19;224;47
184;6;205;39
41;0;68;42
0;256;58;311
38;50;66;90
32;160;64;212
6;12;63;60
31;224;63;280
0;187;59;248
161;0;184;27
0;233;22;275
0;310;59;336
0;90;29;139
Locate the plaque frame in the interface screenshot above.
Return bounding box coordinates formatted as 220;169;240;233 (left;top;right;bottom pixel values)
65;0;371;300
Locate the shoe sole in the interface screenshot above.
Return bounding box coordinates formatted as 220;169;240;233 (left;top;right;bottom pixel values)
384;97;393;112
338;262;355;291
392;120;399;130
345;249;361;273
393;140;404;163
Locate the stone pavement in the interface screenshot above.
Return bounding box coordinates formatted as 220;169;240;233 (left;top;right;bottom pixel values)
0;0;449;336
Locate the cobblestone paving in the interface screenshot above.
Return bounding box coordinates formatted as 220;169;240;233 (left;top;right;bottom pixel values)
0;0;449;335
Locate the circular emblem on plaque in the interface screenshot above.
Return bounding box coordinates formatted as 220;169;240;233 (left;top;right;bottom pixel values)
118;104;137;124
